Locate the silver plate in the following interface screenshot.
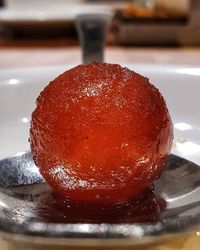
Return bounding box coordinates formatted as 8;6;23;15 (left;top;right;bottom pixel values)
0;152;199;246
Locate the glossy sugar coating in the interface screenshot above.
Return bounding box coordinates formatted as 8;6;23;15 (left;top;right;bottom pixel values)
30;63;173;204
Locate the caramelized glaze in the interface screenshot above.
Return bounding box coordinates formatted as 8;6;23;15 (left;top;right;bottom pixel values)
30;63;173;204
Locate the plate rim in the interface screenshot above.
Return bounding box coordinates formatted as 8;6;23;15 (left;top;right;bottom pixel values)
0;63;200;76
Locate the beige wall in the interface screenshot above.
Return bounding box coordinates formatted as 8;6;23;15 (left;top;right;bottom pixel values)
156;0;190;16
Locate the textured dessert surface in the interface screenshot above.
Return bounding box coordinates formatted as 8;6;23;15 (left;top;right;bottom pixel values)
30;62;173;203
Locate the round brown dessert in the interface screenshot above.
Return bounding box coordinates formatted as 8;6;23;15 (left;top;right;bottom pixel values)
30;63;173;204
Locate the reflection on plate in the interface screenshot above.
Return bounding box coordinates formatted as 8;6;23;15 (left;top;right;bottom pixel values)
0;152;199;247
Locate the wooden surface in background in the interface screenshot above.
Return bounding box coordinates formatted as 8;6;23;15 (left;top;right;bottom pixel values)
1;44;200;69
1;233;200;250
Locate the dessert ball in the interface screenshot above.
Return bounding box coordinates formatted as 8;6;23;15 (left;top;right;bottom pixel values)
30;63;173;204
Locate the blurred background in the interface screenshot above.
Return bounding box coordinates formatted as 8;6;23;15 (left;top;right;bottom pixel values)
0;0;200;68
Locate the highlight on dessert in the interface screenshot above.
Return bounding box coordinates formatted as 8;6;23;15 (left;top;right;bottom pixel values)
30;62;173;205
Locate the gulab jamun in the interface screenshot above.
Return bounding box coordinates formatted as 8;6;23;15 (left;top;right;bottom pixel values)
30;63;173;204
